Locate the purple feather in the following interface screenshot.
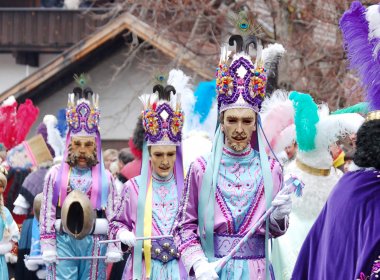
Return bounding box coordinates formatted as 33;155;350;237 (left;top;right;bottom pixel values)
340;1;380;110
36;122;55;157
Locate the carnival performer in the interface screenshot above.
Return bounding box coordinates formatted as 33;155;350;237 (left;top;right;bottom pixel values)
292;2;380;279
261;90;364;279
0;166;20;280
107;69;189;280
173;34;292;280
39;77;114;280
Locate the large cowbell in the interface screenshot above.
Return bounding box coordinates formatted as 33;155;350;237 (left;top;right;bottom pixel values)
61;190;96;240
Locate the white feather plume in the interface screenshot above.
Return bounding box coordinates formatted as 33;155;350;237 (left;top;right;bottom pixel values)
44;115;65;159
298;112;364;169
260;89;295;155
262;43;286;65
2;96;16;107
167;69;195;135
366;4;380;58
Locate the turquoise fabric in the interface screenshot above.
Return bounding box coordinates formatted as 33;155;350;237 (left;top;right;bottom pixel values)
198;125;223;261
150;259;181;280
152;173;178;235
217;147;262;233
218;259;250;280
0;207;13;280
133;141;150;280
55;233;106;280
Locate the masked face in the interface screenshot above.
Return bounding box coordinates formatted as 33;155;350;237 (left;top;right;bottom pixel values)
66;136;98;168
150;145;176;178
221;108;256;152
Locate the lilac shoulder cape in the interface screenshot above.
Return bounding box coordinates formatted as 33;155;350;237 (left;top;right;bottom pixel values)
292;169;380;280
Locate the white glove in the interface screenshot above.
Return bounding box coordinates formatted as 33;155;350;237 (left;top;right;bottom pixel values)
271;193;292;220
42;250;58;264
5;252;17;263
193;259;219;280
24;258;39;271
0;241;12;255
117;230;136;247
105;251;122;263
36;269;47;280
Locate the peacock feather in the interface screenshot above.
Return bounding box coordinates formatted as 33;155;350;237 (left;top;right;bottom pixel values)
73;73;88;89
230;10;263;36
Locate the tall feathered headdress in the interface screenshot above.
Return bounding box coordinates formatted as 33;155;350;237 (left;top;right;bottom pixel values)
290;91;364;170
0;96;39;150
340;2;380;121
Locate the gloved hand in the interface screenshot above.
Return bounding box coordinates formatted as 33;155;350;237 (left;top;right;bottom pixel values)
5;252;17;264
193;259;219;280
106;251;122;263
117;230;136;247
24;258;39;271
36;269;47;280
271;193;292;220
42;249;58;264
0;242;12;255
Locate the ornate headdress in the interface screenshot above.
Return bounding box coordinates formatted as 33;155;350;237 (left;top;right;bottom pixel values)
53;75;108;210
216;34;267;113
140;84;184;146
66;87;100;136
340;2;380;121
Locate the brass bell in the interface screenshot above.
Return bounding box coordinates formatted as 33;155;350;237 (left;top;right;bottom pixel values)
154;248;161;255
163;242;170;249
169;249;176;256
162;255;168;262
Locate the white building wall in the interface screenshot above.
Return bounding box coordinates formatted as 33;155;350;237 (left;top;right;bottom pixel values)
32;47;187;141
0;54;57;93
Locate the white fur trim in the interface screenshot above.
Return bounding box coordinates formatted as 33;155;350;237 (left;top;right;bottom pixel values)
92;218;108;235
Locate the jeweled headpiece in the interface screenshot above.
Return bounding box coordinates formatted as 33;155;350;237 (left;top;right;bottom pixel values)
66;87;100;136
140;84;184;146
216;34;267;113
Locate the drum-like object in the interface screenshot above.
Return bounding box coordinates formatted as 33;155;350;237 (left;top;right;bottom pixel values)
61;190;96;240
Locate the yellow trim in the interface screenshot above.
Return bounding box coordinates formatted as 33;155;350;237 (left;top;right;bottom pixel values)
296;159;331;177
365;110;380;122
143;178;153;278
333;151;345;168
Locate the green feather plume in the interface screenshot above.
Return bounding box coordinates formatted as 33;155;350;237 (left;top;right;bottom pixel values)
331;102;369;115
73;73;88;89
289;91;319;152
229;10;263;36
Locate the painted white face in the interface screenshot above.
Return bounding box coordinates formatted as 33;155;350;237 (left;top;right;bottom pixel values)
150;145;176;178
221;108;256;152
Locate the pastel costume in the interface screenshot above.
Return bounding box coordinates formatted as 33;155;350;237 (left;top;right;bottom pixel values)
0;207;19;280
109;172;186;279
174;146;286;279
39;85;113;280
108;69;190;280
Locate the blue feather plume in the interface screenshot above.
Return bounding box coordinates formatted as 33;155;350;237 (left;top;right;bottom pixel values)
193;80;216;123
57;108;67;138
